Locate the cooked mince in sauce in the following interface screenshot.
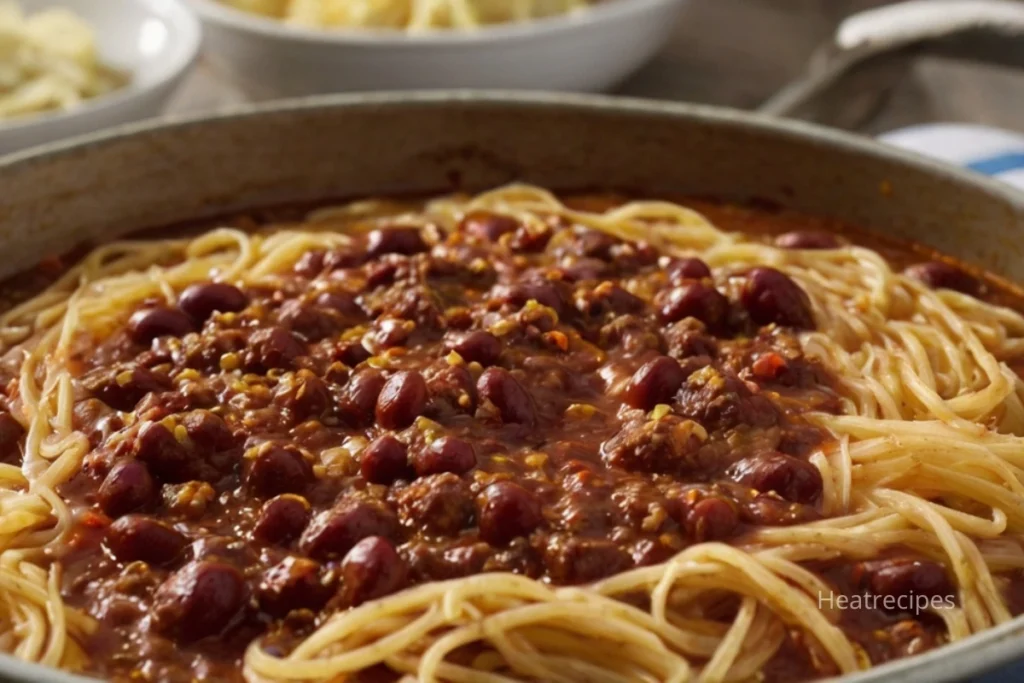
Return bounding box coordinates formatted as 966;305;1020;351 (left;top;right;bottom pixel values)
2;195;1016;682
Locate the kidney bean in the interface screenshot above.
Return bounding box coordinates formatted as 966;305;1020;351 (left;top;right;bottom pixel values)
338;369;386;427
852;558;954;605
413;436;476;477
245;445;314;497
299;499;398;561
133;422;195;483
396;473;473;536
178;283;248;322
445;330;501;366
97;460;156;517
361;435;412;485
509;225;552;253
341;536;408;606
128;307;195;345
293;250;326;278
324;248;366;270
369;318;412;350
573;229;620;260
245;326;304;371
105;515;187;566
315;290;362;317
775;231;840;250
478;481;542;545
152;561;248;641
338;341;371;367
460;211;519;242
559;258;608;283
727;451;823;504
667;257;712;284
622;356;688;410
904;261;982;297
477;368;535;426
657;282;729;329
680;494;739;542
252;494;311;546
375;371;428;429
257;557;332;617
366;227;427;258
365;259;401;289
604;284;646;313
740;267;814;329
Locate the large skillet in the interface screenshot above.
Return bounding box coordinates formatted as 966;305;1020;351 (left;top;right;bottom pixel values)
1;92;1023;683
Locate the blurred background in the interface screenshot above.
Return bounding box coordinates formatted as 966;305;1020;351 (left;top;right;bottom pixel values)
169;0;1024;134
5;0;1024;154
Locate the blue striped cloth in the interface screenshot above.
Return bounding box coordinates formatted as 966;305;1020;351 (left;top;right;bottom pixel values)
881;124;1024;682
881;124;1024;189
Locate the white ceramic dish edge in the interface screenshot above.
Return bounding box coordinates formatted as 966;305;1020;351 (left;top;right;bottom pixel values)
188;0;688;96
0;0;201;155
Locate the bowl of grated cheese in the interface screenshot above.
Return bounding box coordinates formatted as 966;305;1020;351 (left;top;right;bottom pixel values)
188;0;688;97
0;0;200;156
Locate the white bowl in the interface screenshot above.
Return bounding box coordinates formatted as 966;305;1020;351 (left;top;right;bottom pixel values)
0;0;201;156
188;0;688;98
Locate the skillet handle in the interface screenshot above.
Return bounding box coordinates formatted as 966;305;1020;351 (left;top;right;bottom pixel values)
759;0;1024;128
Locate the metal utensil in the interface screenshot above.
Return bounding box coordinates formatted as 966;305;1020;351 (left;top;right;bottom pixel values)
760;0;1024;129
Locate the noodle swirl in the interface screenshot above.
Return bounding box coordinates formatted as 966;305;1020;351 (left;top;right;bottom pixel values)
1;184;1023;682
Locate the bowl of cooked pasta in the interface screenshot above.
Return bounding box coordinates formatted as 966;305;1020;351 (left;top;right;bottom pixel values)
188;0;687;97
0;0;201;155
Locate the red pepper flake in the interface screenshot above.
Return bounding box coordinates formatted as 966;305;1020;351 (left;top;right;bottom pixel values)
752;352;787;380
80;510;110;529
545;331;569;352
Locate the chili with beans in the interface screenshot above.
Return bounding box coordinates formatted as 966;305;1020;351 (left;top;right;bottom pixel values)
14;198;995;682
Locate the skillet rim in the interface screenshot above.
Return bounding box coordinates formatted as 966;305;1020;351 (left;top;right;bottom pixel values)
0;90;1022;683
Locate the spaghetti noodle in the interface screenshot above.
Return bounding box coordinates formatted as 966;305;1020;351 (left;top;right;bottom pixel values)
0;2;127;121
0;184;1023;682
218;0;591;31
